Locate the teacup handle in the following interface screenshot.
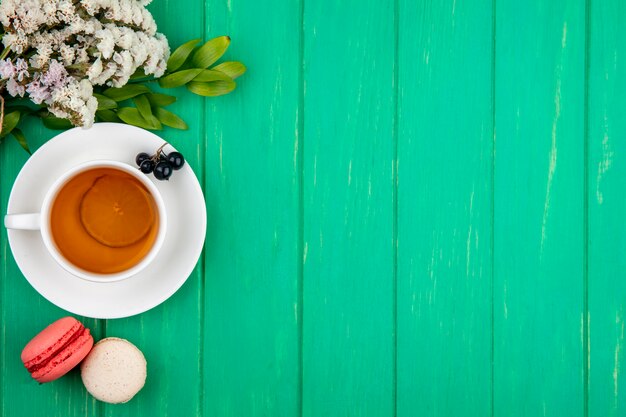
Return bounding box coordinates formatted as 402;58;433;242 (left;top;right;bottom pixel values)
4;213;41;230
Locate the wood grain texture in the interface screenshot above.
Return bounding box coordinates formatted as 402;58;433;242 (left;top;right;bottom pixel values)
494;1;585;416
1;127;101;417
588;2;626;416
397;0;493;415
301;0;395;415
202;0;301;415
101;1;205;416
4;0;626;416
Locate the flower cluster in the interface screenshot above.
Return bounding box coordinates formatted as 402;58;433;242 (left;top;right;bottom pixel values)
0;0;170;127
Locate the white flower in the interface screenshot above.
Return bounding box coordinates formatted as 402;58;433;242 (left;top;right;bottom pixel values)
3;32;29;54
29;42;53;68
142;34;169;77
74;46;90;64
0;59;16;79
121;2;135;23
79;0;99;15
81;18;99;35
56;0;76;22
0;0;172;127
82;96;97;127
59;44;76;65
14;58;29;81
130;32;149;65
111;50;133;86
95;28;115;59
29;54;44;69
0;0;47;35
92;61;117;85
86;56;103;82
78;78;92;99
116;27;134;50
6;78;25;97
42;0;59;23
48;105;68;119
156;33;170;71
68;17;86;35
26;79;50;104
19;8;46;34
140;9;157;35
49;77;96;127
41;59;68;87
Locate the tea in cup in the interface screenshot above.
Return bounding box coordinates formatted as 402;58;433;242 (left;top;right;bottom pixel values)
4;160;167;282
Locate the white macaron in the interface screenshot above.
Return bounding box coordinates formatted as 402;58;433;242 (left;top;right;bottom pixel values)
80;337;147;403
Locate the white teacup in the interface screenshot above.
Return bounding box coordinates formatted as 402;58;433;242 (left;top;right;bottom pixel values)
4;160;167;283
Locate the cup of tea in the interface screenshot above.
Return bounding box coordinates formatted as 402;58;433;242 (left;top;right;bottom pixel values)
4;160;167;282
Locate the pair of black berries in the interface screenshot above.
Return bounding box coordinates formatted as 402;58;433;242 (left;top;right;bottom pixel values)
135;143;185;181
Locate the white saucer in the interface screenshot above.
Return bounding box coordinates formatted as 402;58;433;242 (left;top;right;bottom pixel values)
5;123;206;319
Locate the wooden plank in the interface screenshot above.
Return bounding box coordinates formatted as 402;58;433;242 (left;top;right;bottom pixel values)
588;2;626;416
396;0;493;415
202;0;301;415
1;127;100;417
494;1;585;415
102;1;205;416
301;0;394;415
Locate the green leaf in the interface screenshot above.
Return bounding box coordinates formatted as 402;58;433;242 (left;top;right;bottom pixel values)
102;84;150;101
146;93;176;107
1;110;20;137
94;93;117;110
5;105;34;115
41;115;73;130
158;68;203;89
167;38;201;72
193;69;232;83
96;110;121;122
186;80;236;97
117;107;162;130
144;114;162;130
213;61;246;79
154;107;188;130
191;36;230;69
133;95;152;120
130;67;147;80
11;128;30;154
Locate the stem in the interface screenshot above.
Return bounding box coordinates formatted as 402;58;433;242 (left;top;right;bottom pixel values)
0;95;5;135
156;142;168;154
0;46;10;60
151;142;169;161
128;77;157;84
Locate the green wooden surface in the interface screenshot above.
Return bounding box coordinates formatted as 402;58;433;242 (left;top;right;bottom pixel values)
203;0;300;414
397;1;493;415
589;2;626;416
302;0;394;415
1;0;625;416
494;1;585;416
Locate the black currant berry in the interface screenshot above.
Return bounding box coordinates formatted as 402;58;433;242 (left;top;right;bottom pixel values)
166;152;185;170
135;152;151;166
153;161;173;180
139;159;155;174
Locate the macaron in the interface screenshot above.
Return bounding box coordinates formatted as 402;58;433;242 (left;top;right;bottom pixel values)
80;337;147;404
21;316;94;383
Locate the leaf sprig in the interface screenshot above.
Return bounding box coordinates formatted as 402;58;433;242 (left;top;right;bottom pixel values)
1;36;245;152
92;35;245;131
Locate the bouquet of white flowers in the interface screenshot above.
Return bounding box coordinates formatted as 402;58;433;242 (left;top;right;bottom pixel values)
0;0;245;152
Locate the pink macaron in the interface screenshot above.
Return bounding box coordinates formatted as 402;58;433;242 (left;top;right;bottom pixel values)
21;317;94;383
